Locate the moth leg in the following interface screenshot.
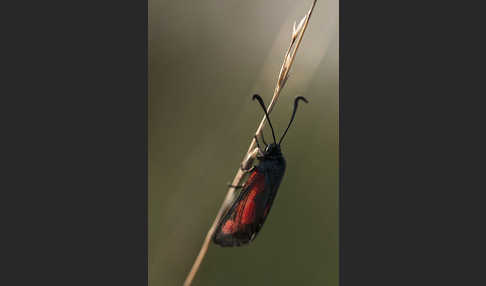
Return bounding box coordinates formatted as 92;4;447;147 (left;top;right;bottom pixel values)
240;147;260;172
260;131;268;147
228;184;245;189
252;137;265;157
239;164;255;174
254;135;263;152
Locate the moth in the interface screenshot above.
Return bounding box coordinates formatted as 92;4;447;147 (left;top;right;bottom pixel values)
213;94;308;246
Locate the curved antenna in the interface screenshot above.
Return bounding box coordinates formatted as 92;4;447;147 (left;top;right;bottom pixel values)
279;96;308;145
252;94;277;144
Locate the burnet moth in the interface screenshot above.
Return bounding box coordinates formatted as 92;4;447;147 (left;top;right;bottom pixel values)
213;94;308;247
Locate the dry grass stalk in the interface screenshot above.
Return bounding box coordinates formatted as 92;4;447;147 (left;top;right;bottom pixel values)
183;1;317;285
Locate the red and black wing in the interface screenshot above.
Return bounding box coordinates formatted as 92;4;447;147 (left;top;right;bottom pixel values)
213;169;278;247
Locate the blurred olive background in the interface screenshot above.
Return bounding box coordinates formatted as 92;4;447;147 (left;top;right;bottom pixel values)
149;1;338;285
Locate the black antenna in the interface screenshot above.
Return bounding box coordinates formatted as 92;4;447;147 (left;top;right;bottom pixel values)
279;96;308;145
252;94;277;144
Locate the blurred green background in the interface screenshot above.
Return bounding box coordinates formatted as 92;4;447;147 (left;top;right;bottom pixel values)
149;1;338;285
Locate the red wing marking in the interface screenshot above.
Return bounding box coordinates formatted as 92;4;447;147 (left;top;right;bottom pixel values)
221;220;236;234
220;170;266;234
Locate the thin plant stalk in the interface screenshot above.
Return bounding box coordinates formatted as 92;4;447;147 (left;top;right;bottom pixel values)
183;1;317;285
